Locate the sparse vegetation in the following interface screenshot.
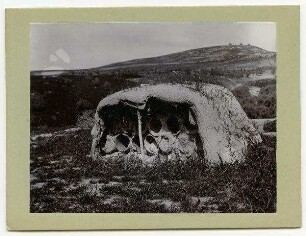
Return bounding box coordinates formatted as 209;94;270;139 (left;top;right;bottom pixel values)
263;120;277;132
233;82;276;119
30;128;276;213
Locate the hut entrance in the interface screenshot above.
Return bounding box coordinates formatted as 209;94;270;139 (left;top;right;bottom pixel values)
98;99;203;162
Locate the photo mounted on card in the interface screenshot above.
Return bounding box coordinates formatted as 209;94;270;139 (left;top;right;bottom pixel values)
6;6;301;230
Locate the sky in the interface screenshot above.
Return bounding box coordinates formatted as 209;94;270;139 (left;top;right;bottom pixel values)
31;22;276;71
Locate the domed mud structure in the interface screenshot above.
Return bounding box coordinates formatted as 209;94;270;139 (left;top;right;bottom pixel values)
91;84;261;164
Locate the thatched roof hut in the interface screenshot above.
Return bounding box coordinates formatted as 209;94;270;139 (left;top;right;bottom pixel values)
91;84;261;164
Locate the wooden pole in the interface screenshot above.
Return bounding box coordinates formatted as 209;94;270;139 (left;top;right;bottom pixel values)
137;110;145;160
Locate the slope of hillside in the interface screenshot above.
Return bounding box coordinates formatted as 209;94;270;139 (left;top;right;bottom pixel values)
98;45;275;71
30;44;276;128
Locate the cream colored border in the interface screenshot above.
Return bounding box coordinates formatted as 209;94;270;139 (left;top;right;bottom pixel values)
6;6;300;230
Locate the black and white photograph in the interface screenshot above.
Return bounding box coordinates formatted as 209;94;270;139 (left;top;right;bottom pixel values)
30;22;277;213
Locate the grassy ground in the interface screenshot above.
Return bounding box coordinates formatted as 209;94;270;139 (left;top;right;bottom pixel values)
30;128;276;213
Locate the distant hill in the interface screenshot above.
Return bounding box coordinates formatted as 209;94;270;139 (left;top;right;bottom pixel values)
96;44;276;71
30;44;276;128
31;45;276;76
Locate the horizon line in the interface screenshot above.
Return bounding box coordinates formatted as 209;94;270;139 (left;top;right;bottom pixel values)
31;43;276;72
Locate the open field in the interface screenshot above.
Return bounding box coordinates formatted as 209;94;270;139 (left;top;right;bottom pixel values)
30;121;276;213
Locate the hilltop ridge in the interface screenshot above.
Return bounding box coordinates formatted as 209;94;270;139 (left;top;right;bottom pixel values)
96;44;275;71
